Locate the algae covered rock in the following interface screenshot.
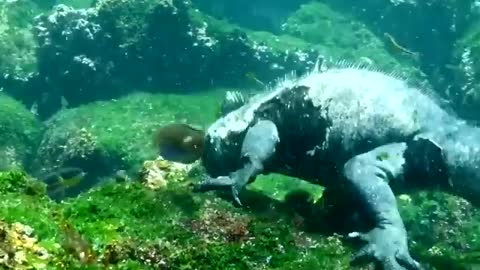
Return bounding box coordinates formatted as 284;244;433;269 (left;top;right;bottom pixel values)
281;1;426;82
0;0;47;104
449;22;480;120
0;168;357;269
2;163;480;269
0;93;43;171
140;157;198;190
321;0;480;111
0;0;40;79
32;91;219;185
30;0;320;118
398;191;480;269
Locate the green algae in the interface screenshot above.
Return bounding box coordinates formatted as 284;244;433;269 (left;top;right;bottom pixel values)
281;1;426;82
2;161;480;270
0;0;42;78
32;91;221;176
249;174;324;203
0;169;357;270
0;93;43;172
1;1;480;269
398;191;480;269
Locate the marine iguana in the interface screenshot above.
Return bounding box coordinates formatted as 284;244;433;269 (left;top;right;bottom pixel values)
160;62;480;269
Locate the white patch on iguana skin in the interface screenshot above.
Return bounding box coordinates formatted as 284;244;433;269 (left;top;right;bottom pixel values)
207;73;298;141
207;65;455;154
304;68;427;152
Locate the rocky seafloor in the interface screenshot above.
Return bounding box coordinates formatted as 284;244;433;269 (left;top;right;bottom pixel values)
1;0;480;269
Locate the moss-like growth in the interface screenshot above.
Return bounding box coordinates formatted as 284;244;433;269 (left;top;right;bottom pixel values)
398;191;480;269
320;0;478;120
0;0;48;105
449;22;480;120
0;0;40;78
31;91;221;184
281;2;425;82
30;0;320;118
2;162;480;269
0;168;358;270
0;93;43;171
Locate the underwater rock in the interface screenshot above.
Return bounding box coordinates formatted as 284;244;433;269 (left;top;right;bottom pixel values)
398;191;480;269
449;22;480;120
0;169;356;269
32;4;108;117
0;0;45;103
281;1;426;82
321;0;480;115
191;0;308;33
30;0;320;118
0;94;43;172
0;220;50;269
140;157;197;190
31;91;219;191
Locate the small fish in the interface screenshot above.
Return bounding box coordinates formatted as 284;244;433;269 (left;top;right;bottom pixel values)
154;123;205;164
245;72;265;86
384;33;420;61
39;167;86;198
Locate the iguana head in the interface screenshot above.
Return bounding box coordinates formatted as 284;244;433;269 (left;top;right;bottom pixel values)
201;128;247;178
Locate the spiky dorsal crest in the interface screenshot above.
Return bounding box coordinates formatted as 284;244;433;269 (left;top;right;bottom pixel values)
236;56;459;124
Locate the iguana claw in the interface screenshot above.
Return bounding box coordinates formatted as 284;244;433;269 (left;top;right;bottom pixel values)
348;225;423;270
193;175;245;206
231;185;243;206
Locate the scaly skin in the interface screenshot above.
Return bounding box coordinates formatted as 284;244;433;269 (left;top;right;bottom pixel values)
193;66;480;270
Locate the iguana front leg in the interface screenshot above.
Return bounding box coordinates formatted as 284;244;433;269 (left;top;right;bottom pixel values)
342;142;423;270
194;120;279;205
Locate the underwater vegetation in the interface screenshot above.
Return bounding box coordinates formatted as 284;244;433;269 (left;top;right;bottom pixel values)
30;91;221;192
3;0;480;120
0;165;360;270
19;0;322;119
1;160;480;269
1;0;480;269
0;93;43;172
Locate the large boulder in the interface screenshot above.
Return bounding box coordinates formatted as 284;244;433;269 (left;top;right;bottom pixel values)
280;1;426;82
0;0;45;103
191;0;307;33
0;93;43;172
31;91;221;183
30;0;320;118
321;0;480;118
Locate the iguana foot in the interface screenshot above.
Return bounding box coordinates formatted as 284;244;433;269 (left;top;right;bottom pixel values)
194;120;279;207
341;142;426;270
348;224;423;270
